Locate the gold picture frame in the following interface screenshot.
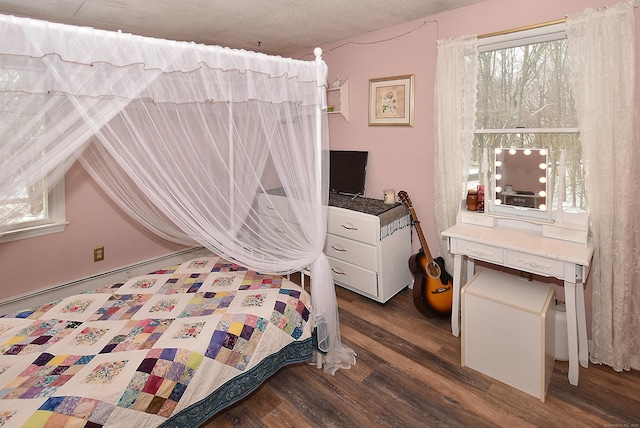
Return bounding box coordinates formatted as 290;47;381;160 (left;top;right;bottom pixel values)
368;74;414;126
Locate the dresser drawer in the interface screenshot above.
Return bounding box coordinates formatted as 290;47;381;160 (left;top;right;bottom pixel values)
257;193;292;222
327;208;378;244
259;217;301;250
507;250;565;278
324;233;377;271
452;240;504;264
327;256;378;297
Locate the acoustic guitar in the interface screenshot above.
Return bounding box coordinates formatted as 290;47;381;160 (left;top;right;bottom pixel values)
398;190;453;317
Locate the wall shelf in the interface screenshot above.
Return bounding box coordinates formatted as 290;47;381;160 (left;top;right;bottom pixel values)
327;79;349;121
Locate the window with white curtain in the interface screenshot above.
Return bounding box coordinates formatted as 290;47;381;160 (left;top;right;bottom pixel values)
0;66;66;243
0;176;66;243
471;23;586;214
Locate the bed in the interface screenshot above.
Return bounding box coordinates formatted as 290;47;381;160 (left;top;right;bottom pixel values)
0;254;314;427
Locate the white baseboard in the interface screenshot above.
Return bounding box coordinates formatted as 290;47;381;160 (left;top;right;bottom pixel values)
0;247;211;315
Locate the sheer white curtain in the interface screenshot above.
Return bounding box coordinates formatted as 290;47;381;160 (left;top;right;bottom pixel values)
434;35;478;265
567;0;640;372
0;14;355;374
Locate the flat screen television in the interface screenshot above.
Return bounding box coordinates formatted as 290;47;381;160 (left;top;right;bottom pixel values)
329;150;369;196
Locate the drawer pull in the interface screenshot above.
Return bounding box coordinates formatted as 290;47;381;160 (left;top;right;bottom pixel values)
331;245;346;252
331;267;347;275
267;206;276;211
517;258;552;271
341;223;358;231
275;227;285;233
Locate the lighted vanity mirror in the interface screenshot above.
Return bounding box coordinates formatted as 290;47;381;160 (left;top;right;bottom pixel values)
490;148;553;222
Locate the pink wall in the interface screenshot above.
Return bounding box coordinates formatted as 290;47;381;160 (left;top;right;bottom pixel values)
297;0;629;256
0;162;186;300
294;0;639;331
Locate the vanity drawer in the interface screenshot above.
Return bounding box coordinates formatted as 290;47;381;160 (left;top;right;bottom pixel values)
324;233;377;271
507;250;565;278
327;208;377;244
452;240;504;264
327;256;378;297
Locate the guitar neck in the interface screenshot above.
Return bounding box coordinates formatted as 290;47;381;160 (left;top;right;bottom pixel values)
407;206;434;263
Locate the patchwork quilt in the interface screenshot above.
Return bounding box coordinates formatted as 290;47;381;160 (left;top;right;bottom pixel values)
0;255;314;427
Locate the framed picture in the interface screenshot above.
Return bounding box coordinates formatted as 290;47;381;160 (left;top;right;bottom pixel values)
368;74;414;126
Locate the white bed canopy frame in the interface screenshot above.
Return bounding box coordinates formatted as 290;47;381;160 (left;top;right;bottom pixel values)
0;14;355;374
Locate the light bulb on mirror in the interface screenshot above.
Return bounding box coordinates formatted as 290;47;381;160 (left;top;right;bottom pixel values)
495;173;502;180
539;190;546;197
539;163;547;170
538;204;547;210
539;177;547;183
524;149;531;155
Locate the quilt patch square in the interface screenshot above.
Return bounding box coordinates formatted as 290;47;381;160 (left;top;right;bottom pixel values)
177;291;236;318
0;320;83;356
151;315;219;355
116;275;172;295
238;271;284;290
26;396;116;427
158;273;210;294
173;256;220;274
54;350;148;405
100;319;172;354
45;320;128;356
40;294;112;322
89;294;151;321
118;348;202;418
130;294;191;320
270;289;311;340
204;313;267;370
197;272;245;293
0;353;94;400
209;259;248;273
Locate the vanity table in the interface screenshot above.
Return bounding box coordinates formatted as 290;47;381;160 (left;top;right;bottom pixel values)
442;219;594;386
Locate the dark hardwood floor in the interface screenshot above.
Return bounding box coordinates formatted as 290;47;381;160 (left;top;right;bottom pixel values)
204;277;640;427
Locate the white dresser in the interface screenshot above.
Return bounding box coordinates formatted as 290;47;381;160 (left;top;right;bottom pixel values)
258;190;413;303
325;194;413;303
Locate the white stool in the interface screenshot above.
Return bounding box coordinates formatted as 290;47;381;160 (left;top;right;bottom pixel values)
462;269;555;402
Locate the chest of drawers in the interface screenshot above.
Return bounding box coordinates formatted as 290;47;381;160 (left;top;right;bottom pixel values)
257;191;412;303
325;200;412;303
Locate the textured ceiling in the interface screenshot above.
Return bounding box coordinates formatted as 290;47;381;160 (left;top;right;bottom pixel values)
0;0;485;55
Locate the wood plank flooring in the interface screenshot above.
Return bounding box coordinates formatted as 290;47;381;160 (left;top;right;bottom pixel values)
203;277;640;427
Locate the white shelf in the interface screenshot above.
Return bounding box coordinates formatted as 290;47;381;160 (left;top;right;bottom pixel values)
327;79;349;121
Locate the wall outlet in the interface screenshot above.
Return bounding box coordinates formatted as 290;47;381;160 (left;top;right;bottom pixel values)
94;246;105;262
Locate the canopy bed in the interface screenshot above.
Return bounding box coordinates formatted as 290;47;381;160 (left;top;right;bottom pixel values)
0;13;355;426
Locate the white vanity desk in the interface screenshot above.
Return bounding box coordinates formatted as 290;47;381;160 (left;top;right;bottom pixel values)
442;217;594;386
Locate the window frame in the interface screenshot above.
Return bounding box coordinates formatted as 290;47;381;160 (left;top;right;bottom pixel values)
473;22;584;221
0;178;67;243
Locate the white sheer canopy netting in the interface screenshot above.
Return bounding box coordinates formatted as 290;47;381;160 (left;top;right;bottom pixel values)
0;14;355;374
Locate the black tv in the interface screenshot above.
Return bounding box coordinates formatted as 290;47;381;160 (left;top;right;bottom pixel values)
329;150;369;196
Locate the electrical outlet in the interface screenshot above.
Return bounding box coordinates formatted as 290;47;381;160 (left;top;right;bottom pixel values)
94;246;105;262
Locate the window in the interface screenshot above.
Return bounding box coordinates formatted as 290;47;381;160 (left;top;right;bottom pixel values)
471;24;586;216
0;178;66;243
0;63;68;243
